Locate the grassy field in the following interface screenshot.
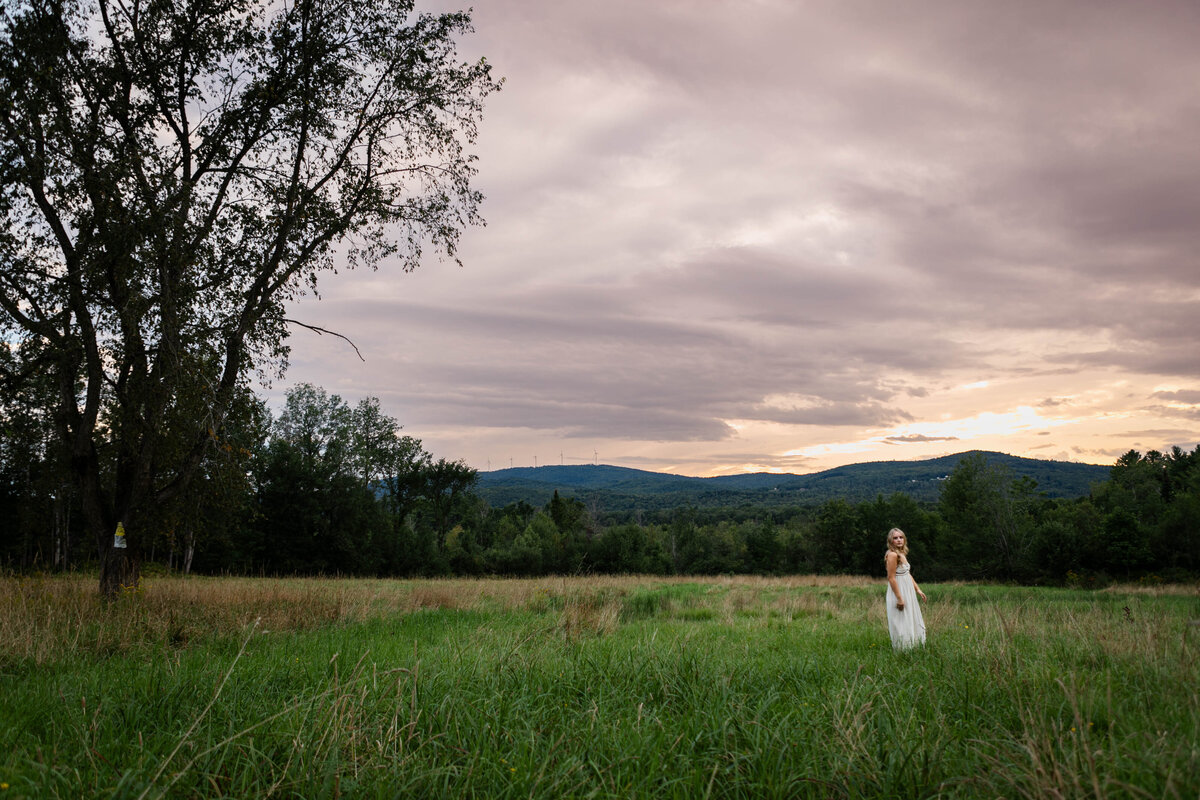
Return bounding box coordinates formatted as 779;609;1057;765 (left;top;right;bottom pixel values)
1;574;1197;799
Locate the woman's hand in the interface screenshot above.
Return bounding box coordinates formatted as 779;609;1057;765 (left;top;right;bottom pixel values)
896;599;905;610
917;589;927;602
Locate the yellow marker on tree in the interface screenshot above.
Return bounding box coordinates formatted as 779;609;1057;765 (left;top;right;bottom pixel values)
113;521;127;549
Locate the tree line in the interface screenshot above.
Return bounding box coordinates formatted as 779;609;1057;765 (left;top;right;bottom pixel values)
4;384;1198;584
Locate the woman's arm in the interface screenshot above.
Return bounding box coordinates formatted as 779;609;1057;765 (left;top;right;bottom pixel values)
912;577;927;603
886;552;904;609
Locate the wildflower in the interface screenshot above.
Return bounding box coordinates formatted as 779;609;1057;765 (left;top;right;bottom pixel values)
509;767;516;773
2;782;9;790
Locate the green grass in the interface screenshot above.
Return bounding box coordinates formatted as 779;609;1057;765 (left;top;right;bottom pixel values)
0;575;1197;798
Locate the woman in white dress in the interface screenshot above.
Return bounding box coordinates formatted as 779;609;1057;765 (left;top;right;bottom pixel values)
885;527;927;650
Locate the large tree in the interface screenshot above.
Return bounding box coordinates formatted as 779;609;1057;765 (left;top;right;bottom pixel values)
938;453;1037;579
0;0;499;595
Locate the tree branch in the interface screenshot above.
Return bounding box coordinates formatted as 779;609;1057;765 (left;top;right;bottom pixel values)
283;318;365;361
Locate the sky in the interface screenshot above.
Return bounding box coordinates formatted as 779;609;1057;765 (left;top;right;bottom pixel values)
276;0;1200;478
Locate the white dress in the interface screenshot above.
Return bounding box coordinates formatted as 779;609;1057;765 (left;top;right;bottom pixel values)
886;558;926;650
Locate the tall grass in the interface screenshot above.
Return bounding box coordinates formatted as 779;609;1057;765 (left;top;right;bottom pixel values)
1;574;1196;798
0;573;880;664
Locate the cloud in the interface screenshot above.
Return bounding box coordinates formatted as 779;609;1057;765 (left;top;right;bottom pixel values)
1142;405;1200;422
1123;429;1199;439
1153;389;1200;404
1053;342;1200;377
885;434;961;444
275;0;1200;475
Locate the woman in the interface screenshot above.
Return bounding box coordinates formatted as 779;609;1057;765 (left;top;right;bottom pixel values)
885;527;927;650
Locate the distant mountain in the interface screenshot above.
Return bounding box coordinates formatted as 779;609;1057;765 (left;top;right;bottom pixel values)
474;451;1111;511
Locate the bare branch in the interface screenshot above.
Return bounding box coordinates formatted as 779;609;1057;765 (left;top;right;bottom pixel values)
283;318;365;361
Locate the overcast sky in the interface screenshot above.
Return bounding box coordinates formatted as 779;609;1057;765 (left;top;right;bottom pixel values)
277;0;1200;477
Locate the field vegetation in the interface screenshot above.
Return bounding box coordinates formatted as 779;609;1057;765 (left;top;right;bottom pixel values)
2;574;1196;798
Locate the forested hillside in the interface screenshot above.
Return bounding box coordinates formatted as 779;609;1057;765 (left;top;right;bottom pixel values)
475;452;1109;510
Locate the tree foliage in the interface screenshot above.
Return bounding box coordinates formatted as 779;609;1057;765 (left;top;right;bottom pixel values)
937;453;1037;579
0;0;499;595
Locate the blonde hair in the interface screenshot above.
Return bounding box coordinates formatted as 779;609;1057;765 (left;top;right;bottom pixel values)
886;527;909;557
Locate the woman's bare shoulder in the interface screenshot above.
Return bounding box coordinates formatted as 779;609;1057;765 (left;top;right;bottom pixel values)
885;550;899;564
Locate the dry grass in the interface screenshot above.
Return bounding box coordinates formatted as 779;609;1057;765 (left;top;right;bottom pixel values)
4;572;1192;667
0;574;383;665
558;590;622;640
0;573;876;665
1098;581;1200;596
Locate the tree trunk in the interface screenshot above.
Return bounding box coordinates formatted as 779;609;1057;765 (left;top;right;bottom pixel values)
183;527;195;575
100;545;140;599
53;490;69;570
98;521;140;599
